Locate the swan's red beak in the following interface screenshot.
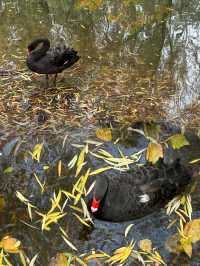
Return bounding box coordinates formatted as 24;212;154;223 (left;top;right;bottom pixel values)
91;197;100;213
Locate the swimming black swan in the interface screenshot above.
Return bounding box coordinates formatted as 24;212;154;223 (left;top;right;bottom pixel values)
26;37;80;88
87;160;192;222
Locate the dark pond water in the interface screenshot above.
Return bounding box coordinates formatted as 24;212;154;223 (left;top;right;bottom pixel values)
1;0;200;265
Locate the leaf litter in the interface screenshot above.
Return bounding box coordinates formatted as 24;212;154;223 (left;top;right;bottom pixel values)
0;54;200;265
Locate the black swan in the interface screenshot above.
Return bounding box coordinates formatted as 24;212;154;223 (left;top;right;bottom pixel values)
26;37;80;88
87;160;192;222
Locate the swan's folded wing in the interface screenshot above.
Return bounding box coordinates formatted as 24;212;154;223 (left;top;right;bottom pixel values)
48;46;79;67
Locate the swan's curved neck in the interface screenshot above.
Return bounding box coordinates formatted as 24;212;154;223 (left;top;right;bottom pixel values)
29;38;50;61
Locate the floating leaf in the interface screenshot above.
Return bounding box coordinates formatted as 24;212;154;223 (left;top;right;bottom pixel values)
125;224;134;238
184;219;200;244
165;233;183;255
19;250;27;266
146;143;163;164
3;166;13;174
106;242;134;265
189;158;200;164
75;147;86;177
0;236;21;253
180;238;192;257
49;253;68;266
85;252;110;261
89;166;112;176
61;236;77;251
144;123;161;142
29;254;38;266
74;256;87;266
139;239;152;253
166;219;200;258
30;143;43;162
95;128;112;142
68;155;78;169
168;134;189;149
34;173;45;193
43;165;49;170
73;213;91;227
145;249;167;265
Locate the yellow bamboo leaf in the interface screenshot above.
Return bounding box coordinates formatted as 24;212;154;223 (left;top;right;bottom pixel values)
189;158;200;164
58;160;62;177
73;213;91;227
68;154;78;169
19;250;27;266
95;128;112;142
98;149;113;158
85;252;110;261
81;198;93;223
27;203;33;221
69;205;83;213
73;169;90;205
124;224;134;238
76;147;86;177
106;243;133;265
62;190;76;199
62;235;77;251
74;256;87;266
50;190;62;213
30;143;43;162
16;191;29;203
34;173;45;193
146;143;163;164
89;166;112;176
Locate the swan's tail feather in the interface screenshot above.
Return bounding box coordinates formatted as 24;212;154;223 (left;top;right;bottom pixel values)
62;48;80;68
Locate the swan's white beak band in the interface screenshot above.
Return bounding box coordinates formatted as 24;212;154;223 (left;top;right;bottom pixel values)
91;197;100;213
91;206;98;213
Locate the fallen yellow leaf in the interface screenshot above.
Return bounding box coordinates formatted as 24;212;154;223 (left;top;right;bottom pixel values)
146;143;163;164
95;128;112;142
0;236;21;253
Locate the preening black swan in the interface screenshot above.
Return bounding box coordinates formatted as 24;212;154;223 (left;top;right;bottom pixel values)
87;160;192;222
26;38;80;88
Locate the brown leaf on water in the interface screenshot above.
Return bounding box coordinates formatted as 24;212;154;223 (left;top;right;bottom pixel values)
95;128;112;142
139;239;152;253
146;143;163;164
165;233;183;255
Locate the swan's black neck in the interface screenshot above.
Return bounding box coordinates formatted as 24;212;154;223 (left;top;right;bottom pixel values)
28;38;50;61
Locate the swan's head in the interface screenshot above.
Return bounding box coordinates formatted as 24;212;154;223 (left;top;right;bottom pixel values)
90;176;108;213
27;38;50;54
